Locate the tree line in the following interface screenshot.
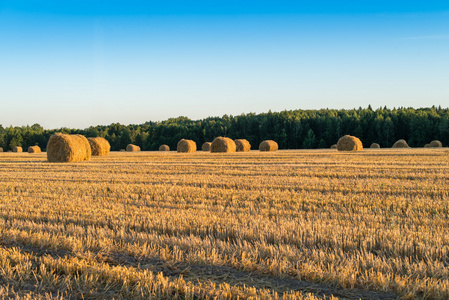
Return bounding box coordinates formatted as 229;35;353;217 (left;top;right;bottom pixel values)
1;106;448;151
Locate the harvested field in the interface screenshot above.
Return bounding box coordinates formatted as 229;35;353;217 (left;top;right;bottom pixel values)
0;149;448;299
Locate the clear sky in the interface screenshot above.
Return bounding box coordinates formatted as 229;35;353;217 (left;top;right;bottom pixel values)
1;1;448;129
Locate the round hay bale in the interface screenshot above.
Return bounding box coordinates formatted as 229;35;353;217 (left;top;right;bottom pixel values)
337;135;363;151
429;140;442;148
330;144;337;149
28;146;41;153
0;147;3;152
235;139;251;152
370;143;380;149
202;142;211;151
159;144;170;151
177;139;196;153
47;133;91;162
259;140;278;152
211;137;236;153
392;139;409;148
119;149;126;152
13;146;23;153
88;137;110;156
126;144;140;152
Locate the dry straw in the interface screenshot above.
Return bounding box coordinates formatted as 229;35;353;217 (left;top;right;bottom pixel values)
177;139;196;153
202;142;211;151
0;147;3;152
392;139;409;148
330;144;337;149
235;139;251;152
88;137;110;156
211;137;236;153
370;143;380;149
259;140;278;151
47;133;91;162
429;140;442;148
126;144;140;152
159;144;170;151
13;146;23;153
28;146;41;153
337;135;363;151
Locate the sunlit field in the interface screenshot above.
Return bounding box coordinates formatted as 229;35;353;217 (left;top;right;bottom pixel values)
0;149;448;299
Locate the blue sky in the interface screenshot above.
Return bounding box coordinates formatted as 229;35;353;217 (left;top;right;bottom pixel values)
1;1;448;128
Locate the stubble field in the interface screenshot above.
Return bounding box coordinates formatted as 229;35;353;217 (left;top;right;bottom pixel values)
0;149;448;299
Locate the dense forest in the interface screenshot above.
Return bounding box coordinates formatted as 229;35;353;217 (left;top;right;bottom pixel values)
1;106;448;151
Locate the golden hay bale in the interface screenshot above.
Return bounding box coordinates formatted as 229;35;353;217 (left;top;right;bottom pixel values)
119;149;126;152
330;144;337;149
202;142;211;151
392;139;409;148
13;146;23;153
235;139;251;152
126;144;140;152
0;147;3;152
429;140;442;148
177;139;196;153
47;133;91;162
370;143;380;149
88;137;110;156
424;144;431;148
211;137;236;153
259;140;278;152
159;144;170;151
28;146;41;153
337;135;363;151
